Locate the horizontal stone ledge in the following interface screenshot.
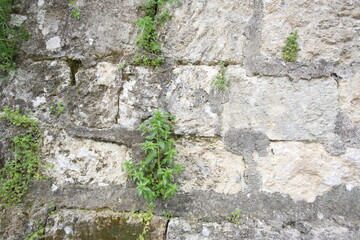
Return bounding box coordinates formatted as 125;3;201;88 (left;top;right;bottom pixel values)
245;55;360;80
65;124;142;147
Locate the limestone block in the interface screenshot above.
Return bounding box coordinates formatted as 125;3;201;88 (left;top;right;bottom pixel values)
222;66;338;141
254;142;360;202
67;62;119;128
165;66;219;136
162;0;253;64
261;0;360;64
176;138;245;194
22;0;141;60
339;72;360;124
46;209;166;240
117;66;166;129
0;60;70;112
42;131;130;187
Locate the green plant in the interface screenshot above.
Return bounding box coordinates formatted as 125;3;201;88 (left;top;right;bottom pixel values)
0;106;43;207
123;110;183;202
131;0;181;67
50;101;64;115
163;210;173;220
0;0;30;76
282;30;299;62
227;209;241;224
25;221;45;240
69;1;80;19
130;204;154;240
211;62;231;91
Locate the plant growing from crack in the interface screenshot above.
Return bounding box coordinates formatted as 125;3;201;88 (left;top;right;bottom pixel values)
125;0;181;68
0;106;43;207
69;1;80;19
211;61;231;91
124;110;183;202
227;209;241;225
123;110;183;239
282;30;299;62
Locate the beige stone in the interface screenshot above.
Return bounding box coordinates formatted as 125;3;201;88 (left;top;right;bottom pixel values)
43;131;130;186
176;138;245;194
261;0;360;64
339;72;360;124
162;0;253;64
166;66;219;136
222;66;338;141
254;142;360;202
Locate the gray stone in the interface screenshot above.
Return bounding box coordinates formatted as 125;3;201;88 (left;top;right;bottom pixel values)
224;128;270;156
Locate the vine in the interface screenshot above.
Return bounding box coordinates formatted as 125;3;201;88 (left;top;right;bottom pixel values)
0;107;43;207
0;0;29;76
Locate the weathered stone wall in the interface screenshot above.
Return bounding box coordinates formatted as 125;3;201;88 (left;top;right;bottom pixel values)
1;0;360;239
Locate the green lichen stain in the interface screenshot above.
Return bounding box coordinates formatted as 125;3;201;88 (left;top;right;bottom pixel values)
75;216;147;240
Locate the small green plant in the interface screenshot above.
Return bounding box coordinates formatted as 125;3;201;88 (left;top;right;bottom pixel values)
25;221;45;240
282;30;299;62
50;101;64;115
163;210;173;220
0;0;30;76
211;62;231;91
0;106;43;207
69;1;80;19
123;110;183;202
130;0;181;67
227;209;241;224
130;204;154;240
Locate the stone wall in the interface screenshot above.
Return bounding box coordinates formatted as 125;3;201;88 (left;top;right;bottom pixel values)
1;0;360;239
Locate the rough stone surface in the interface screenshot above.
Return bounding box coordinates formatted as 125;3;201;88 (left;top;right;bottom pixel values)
162;0;253;64
20;0;141;63
339;72;360;124
261;0;360;64
165;66;219;136
167;218;360;240
176;138;245;194
222;66;338;141
42;131;130;187
66;62;120;128
255;142;360;202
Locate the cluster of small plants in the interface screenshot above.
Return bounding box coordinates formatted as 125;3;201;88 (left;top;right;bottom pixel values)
0;106;43;207
129;204;154;240
49;101;64;115
69;1;80;19
227;209;241;225
123;110;183;202
282;30;299;62
0;0;30;76
211;62;231;91
24;221;45;240
129;0;181;67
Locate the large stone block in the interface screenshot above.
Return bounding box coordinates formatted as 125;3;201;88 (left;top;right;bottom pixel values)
21;0;141;61
165;66;219;136
261;0;360;64
42;131;130;187
254;142;360;202
162;0;253;64
46;209;166;240
67;62;120;128
222;66;338;141
176;138;245;194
